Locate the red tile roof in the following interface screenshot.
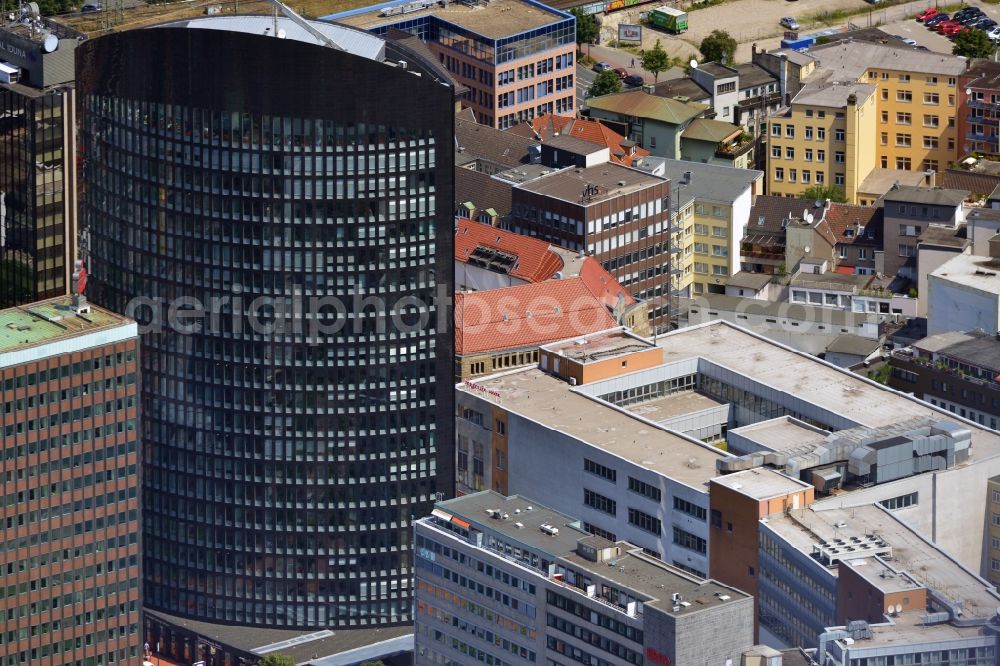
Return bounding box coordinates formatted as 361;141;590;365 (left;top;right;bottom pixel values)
455;219;564;283
455;280;617;355
530;114;650;166
824;203;883;245
578;256;635;309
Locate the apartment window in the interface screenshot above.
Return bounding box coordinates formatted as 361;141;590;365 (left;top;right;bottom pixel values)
584;523;616;541
923;159;939;172
880;132;888;145
834;151;845;163
785;125;794;138
672;527;706;553
896;112;911;125
899;224;919;237
948;77;956;86
775;167;784;181
948;137;955;150
584;458;616;483
835;129;845;142
880;492;918;510
817;127;826;140
898;244;915;257
993;490;1000;504
803;149;812;161
718;81;736;94
898;73;910;82
802;170;810;184
673;497;707;520
694;242;708;254
712;244;728;257
923;135;939;149
881;111;889;123
771;145;781;158
712;264;727;276
880;72;889;80
897;90;912;102
924;92;939;104
923;114;939;128
694;262;709;274
896;157;912;170
835;173;845;186
629;508;662;535
694;223;709;235
993;512;1000;527
926;76;937;85
881;156;888;169
817;149;825;162
895;133;911;147
858;247;868;259
788;169;797;183
785;147;794;160
881;89;889;101
629;477;662;502
816;171;825;184
771;124;781;137
805;126;814;139
584;489;617;516
712;226;726;237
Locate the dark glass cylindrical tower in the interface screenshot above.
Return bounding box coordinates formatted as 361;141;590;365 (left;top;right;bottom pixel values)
77;20;455;629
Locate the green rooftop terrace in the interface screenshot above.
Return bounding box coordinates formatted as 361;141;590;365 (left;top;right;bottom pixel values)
0;297;130;355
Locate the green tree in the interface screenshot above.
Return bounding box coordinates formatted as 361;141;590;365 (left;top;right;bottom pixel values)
640;39;671;83
589;69;623;97
699;30;737;64
571;8;600;46
952;28;994;58
801;184;847;203
258;655;296;666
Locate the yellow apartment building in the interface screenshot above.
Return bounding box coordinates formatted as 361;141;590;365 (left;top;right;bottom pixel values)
988;475;1000;588
767;81;877;204
765;42;967;203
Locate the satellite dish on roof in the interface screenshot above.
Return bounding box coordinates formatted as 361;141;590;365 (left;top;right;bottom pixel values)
42;33;58;52
690;59;699;69
277;28;287;38
895;604;903;614
966;88;972;96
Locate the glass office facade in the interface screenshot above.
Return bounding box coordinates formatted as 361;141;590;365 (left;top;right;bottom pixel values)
0;87;73;308
77;27;455;629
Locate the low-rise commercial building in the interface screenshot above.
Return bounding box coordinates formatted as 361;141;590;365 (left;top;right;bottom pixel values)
457;320;1000;591
414;491;755;666
881;184;967;279
0;295;141;666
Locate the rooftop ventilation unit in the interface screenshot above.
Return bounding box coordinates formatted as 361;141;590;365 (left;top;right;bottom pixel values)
539;524;559;536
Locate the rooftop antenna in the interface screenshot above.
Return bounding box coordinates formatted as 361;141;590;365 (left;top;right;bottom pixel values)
263;0;345;50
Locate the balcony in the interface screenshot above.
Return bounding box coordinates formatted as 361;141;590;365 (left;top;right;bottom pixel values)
965;98;1000;111
965;130;999;144
716;133;755;159
966;115;1000;127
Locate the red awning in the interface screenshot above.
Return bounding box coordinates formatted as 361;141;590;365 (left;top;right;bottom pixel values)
835;265;855;274
451;516;471;530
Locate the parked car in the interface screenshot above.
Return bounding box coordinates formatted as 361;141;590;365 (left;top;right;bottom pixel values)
780;16;800;29
988;25;1000;40
943;22;965;37
978;19;997;31
614;67;628;80
925;13;949;27
933;19;958;33
954;7;981;18
80;2;101;10
624;74;644;86
958;13;984;25
916;7;939;21
593;62;612;72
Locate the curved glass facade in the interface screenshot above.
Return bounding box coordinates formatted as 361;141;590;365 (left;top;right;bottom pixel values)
77;26;455;629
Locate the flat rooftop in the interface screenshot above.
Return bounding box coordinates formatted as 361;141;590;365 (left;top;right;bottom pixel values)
333;0;567;39
710;467;813;500
516;163;666;206
858;168;927;196
790;271;873;290
457;367;726;488
728;416;828;453
657;322;1000;457
809;39;969;78
792;80;875;108
0;297;131;355
913;330;1000;372
844;609;994;649
626;390;725;422
931;252;1000;293
765;504;1000;618
543;329;655;362
433;491;750;616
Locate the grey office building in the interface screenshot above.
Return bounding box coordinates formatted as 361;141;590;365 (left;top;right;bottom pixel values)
77;16;456;634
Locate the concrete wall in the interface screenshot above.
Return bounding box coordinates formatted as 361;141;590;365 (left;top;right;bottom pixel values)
503;405;712;575
644;595;755;666
927;274;1000;336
